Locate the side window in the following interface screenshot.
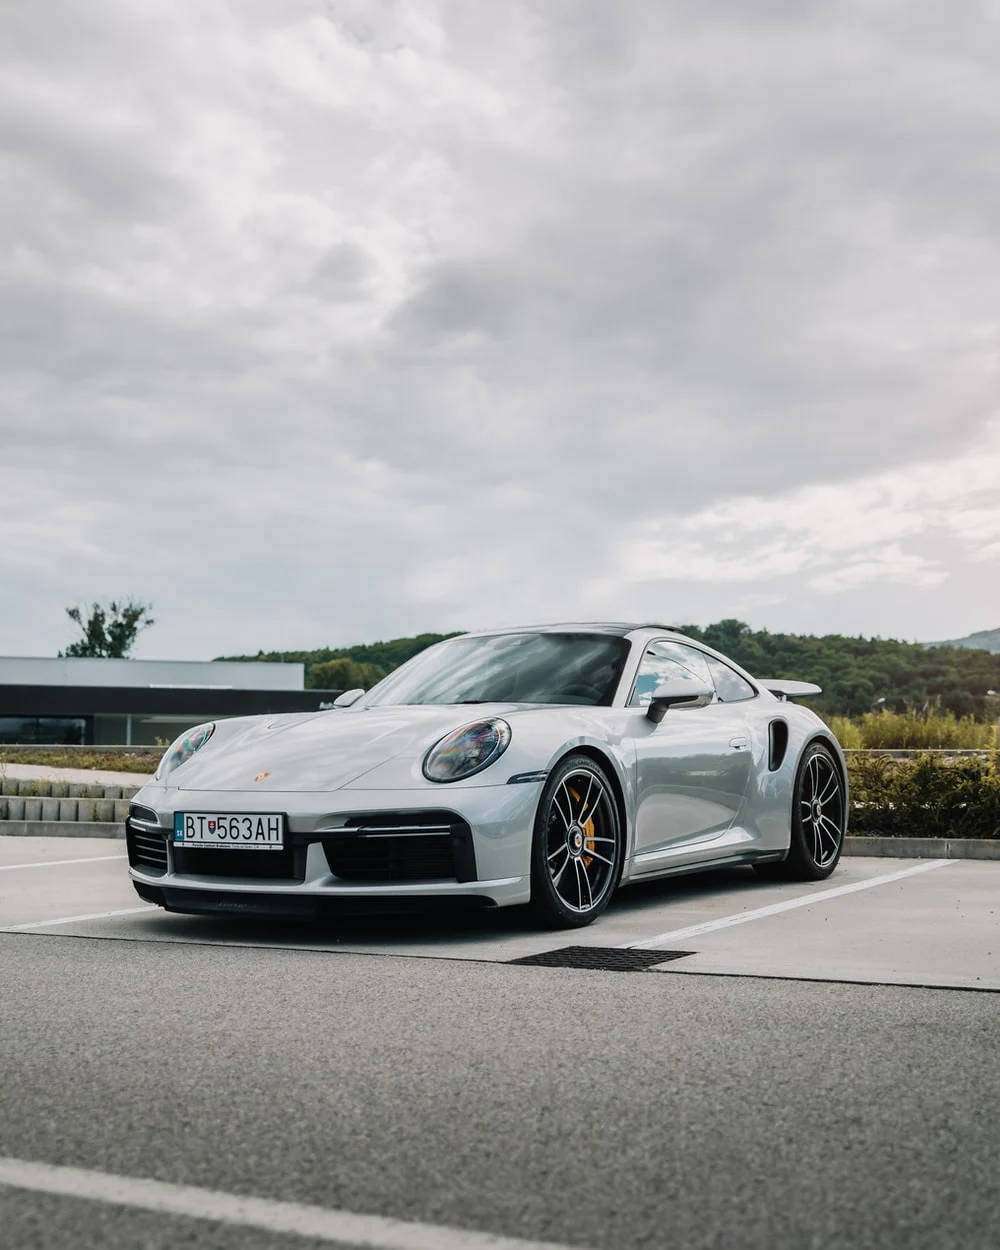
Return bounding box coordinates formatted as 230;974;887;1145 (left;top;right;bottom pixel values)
705;655;757;703
629;641;712;707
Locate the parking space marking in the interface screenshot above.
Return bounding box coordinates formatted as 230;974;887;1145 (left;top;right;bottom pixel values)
1;905;155;932
0;1155;578;1250
0;854;126;872
620;859;957;949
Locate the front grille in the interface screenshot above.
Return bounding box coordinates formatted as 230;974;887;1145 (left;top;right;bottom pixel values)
172;844;304;881
125;821;169;875
322;811;476;884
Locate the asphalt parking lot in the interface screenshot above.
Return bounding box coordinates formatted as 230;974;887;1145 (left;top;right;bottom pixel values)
1;838;998;1249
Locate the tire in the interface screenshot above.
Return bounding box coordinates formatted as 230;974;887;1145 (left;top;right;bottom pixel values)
530;754;624;928
757;742;846;881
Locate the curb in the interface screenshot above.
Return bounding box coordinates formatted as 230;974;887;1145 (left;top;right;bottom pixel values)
844;835;1000;861
0;821;125;840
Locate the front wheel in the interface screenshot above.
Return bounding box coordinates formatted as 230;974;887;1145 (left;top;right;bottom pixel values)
530;755;623;928
758;742;846;881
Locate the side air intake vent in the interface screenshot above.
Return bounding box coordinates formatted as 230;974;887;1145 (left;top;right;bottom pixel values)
768;719;789;772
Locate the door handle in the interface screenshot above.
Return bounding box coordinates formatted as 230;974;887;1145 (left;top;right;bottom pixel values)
729;736;748;750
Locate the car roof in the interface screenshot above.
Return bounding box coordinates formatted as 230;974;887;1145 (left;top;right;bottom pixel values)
461;622;683;639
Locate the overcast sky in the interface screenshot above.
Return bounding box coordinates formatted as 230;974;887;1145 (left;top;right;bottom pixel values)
3;0;999;661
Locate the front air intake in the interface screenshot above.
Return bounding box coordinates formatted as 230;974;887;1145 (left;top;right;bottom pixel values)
322;810;477;883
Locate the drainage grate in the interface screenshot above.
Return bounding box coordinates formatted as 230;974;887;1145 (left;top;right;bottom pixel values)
508;945;694;971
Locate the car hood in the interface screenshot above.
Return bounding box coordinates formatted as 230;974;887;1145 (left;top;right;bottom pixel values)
172;705;520;792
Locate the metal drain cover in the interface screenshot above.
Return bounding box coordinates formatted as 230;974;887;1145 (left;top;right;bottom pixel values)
509;945;693;971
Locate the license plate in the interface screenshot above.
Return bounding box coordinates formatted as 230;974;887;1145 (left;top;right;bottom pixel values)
173;812;285;850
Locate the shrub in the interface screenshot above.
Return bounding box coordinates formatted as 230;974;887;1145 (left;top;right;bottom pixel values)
0;749;160;774
829;710;998;750
847;752;1000;839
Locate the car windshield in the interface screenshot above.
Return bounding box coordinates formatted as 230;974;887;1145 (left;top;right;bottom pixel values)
365;632;631;707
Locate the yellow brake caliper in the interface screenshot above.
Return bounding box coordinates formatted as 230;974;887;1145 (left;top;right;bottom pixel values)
567;785;596;867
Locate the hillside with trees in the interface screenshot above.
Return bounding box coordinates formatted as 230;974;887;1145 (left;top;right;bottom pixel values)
676;620;1000;719
220;622;1000;720
930;626;1000;653
219;633;462;693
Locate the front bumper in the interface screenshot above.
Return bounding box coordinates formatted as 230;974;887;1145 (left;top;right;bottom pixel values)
126;781;541;914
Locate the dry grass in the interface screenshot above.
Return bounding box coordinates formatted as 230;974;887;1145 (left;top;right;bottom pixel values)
828;710;998;751
0;748;160;773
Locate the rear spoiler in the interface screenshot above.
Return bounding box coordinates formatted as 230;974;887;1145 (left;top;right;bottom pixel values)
761;679;822;701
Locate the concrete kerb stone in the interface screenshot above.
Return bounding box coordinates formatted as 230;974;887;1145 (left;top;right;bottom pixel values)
844;835;1000;860
0;821;125;839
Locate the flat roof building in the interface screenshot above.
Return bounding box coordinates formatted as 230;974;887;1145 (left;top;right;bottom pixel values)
0;656;338;746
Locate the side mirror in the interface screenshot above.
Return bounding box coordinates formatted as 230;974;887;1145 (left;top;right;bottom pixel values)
646;680;714;724
332;688;365;708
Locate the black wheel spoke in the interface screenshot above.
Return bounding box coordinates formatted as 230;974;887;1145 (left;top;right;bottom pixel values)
578;774;595;821
553;790;573;830
818;772;839;804
552;850;571;886
818;813;841;854
577;858;593;908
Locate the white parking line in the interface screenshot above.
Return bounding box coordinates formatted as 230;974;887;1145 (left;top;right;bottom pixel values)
620;859;957;949
0;905;155;932
0;854;126;872
0;1156;579;1250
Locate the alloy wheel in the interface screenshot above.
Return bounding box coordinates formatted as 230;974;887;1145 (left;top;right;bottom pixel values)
799;750;845;869
543;767;619;915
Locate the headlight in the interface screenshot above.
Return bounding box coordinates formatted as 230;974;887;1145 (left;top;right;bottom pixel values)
423;719;511;783
156;722;215;779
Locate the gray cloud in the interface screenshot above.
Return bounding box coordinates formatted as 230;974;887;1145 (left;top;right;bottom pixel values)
2;0;999;659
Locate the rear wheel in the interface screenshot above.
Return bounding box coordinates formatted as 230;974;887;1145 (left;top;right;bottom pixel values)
757;742;845;881
530;755;623;928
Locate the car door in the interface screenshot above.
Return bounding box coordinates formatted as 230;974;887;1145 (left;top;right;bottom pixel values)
629;640;754;861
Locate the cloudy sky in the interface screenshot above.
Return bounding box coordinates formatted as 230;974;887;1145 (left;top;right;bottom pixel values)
3;0;999;661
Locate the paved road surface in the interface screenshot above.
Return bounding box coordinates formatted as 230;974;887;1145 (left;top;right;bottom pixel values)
1;839;998;1249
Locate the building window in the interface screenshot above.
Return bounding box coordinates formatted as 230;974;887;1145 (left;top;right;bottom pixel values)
0;717;88;745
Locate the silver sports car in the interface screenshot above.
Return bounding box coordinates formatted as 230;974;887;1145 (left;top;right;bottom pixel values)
126;624;848;928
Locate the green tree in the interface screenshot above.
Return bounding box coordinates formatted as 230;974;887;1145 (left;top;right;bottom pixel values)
61;599;155;658
307;657;386;690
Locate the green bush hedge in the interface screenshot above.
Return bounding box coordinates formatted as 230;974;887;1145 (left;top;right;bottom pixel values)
847;752;1000;839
